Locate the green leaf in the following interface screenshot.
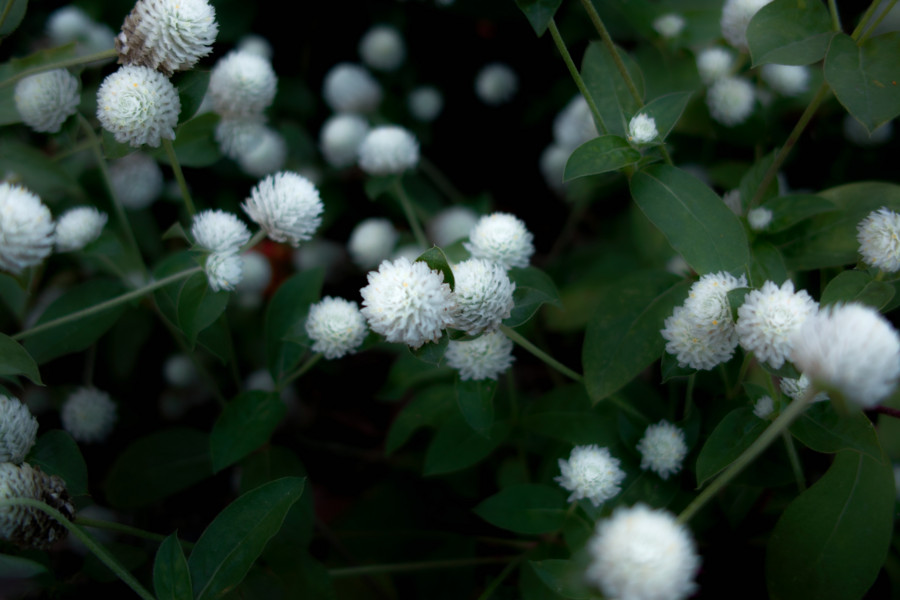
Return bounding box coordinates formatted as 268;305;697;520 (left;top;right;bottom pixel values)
102;129;136;160
522;384;619;446
264;268;324;381
154;251;200;326
584;272;689;403
154;533;192;600
0;333;41;385
746;0;834;66
739;152;780;208
415;246;455;291
630;165;750;276
763;194;837;233
105;428;213;509
581;41;645;136
825;33;900;133
456;376;496;437
473;484;567;535
210;391;286;472
749;242;788;287
820;270;894;310
790;402;883;460
515;0;563;36
27;430;88;497
0;273;26;318
0;554;46;578
0;139;80;199
408;330;449;365
173;70;210;124
638;92;693;141
177;272;230;346
695;408;767;488
188;477;305;600
503;267;562;328
563;135;640;181
152;113;221;167
424;415;509;475
529;560;592;599
0;0;28;36
385;384;455;454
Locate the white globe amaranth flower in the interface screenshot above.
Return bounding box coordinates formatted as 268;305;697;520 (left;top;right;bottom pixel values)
235;251;271;307
55;207;108;252
753;395;775;418
791;303;900;408
843;114;894;147
780;374;829;403
653;13;686;38
322;62;382;113
96;65;180;147
115;0;218;77
191;209;251;254
464;212;535;270
359;257;455;349
721;0;774;51
554;445;625;507
357;125;420;175
47;6;94;44
348;218;398;269
237;127;287;177
696;47;733;84
408;86;443;122
209;50;277;118
0;396;38;464
683;271;747;340
0;462;74;549
428;206;479;248
628;113;658;144
736;280;817;369
451;258;515;335
586;504;700;600
237;34;273;61
554;95;598;151
539;144;569;192
636;421;688;480
475;62;518;106
707;76;755;126
305;296;368;359
61;387;117;443
747;206;772;230
857;207;900;272
242;171;324;247
445;330;515;380
0;183;55;275
662;305;737;370
109;152;164;209
214;117;267;159
205;252;242;292
359;25;406;72
320;113;370;168
722;189;742;215
163;354;198;387
14;69;80;133
761;64;809;96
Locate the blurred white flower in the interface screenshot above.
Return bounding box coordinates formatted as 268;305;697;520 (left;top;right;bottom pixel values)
109;152;164;209
653;13;686;38
721;0;774;51
359;25;405;72
322;62;382;113
445;330;515;380
464;212;534;270
96;65;180;147
237;34;273;61
554;444;625;507
209;50;277;118
320;113;370;168
761;64;809;96
14;69;80;133
237;127;287;177
428;206;479;248
843;114;894;147
780;374;829;403
348;218;398;269
707;76;755;126
61;388;117;443
0;396;38;465
408;86;444;122
857;207;900;272
539;144;569;193
305;296;368;359
696;47;733;84
636;421;688;480
357;125;420;175
554;95;598;151
0;183;55;275
474;62;517;106
55;207;107;252
628;113;658;144
747;207;772;230
753;395;774;418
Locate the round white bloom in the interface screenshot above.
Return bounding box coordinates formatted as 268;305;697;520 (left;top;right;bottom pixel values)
753;395;774;418
320;113;370;168
359;257;455;349
539;144;569;193
791;303;900;408
214;117;267;159
85;23;117;54
554;95;598;151
14;69;80;134
408;86;444;122
474;62;517;106
242;171;324;247
191;209;250;254
747;207;772;230
0;462;74;549
628;113;658;144
736;280;817;369
357;125;420;175
707;76;755;126
109;152;164;209
237;34;273;61
653;13;686;38
843;114;894;147
205;252;242;292
721;0;774;51
554;445;625;507
780;374;829;403
208;50;277;118
662;305;737;370
47;6;94;44
0;396;38;465
451;258;515;335
322;63;382;113
857;207;900;272
464;212;534;270
636;421;688;480
445;330;515;380
358;25;406;72
586;504;700;600
428;206;479;247
55;207;107;252
696;47;733;84
761;64;809;96
236;251;271;295
0;183;55;275
96;65;180;147
683;271;746;336
61;388;117;443
115;0;218;77
305;296;368;359
163;354;198;387
237;127;287;177
722;189;742;215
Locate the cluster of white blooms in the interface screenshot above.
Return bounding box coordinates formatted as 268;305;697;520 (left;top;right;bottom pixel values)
96;65;180;147
61;388;117;443
636;421;688;480
323;63;382;114
320;114;370;168
243;171;323;246
305;297;368;359
348;218;398;269
0;396;38;465
0;183;55;275
747;207;772;230
653;13;686;38
408;86;444;122
707;76;755;126
464;212;534;270
427;206;479;247
857;207;900;272
14;69;80;134
721;0;773;51
190;209;251;291
761;64;809;97
445;331;515;380
451;258;516;335
109;152;164;209
0;462;74;549
628;113;658;144
555;445;625;507
475;62;518;106
780;374;829;403
359;25;406;72
735;280;817;368
586;504;700;600
46;6;115;55
357;125;420;175
753;395;775;418
696;47;733;84
55;207;108;252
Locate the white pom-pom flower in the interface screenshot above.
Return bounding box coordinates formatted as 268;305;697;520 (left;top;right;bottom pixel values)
662;305;737;370
55;207;107;252
628;113;658;144
322;63;382;114
0;183;55;275
539;144;569;193
47;7;94;44
191;209;250;254
586;504;700;600
0;396;38;465
747;207;772;230
636;421;688;480
109;152;164;209
320;113;370;168
736;280;817;369
359;25;406;72
857;207;900;272
707;76;755;126
722;189;742;215
242;171;323;247
721;0;773;51
209;50;277;118
780;374;829;403
96;65;180;147
696;47;733;84
163;354;198;387
451;258;515;335
408;86;443;122
237;34;273;60
348;218;398;269
683;271;746;339
237;127;287;177
359;257;455;349
205;252;242;292
761;64;809;96
753;395;775;418
357;125;420;175
115;0;218;76
653;13;686;38
790;303;900;408
475;62;518;106
14;69;80;133
445;330;515;380
464;212;534;270
554;95;598;151
554;445;625;507
61;388;117;443
305;296;368;359
428;206;479;247
214;117;267;159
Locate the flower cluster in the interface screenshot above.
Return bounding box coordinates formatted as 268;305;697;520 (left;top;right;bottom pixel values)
191;209;251;291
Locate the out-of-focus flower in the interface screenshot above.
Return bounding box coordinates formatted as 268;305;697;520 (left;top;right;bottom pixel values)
305;297;368;359
0;183;55;275
322;63;382;113
636;421;688;480
707;76;755;126
857;207;900;272
463;212;534;270
445;330;515;380
14;69;80;133
359;25;405;72
55;207;107;252
474;62;517;106
209;50;277;118
357;126;419;175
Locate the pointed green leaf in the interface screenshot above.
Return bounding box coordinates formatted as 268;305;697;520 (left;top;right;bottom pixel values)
695;408;768;488
763;194;837;233
0;273;26;318
790;401;883;460
474;484;567;535
264;268;324;380
456;375;496;437
210;391;286;472
515;0;563;36
0;554;46;578
415;246;455;291
0;0;28;36
28;430;88;497
739;151;780;208
581;41;645;136
746;0;834;66
522;384;619;446
173;70;210;124
424;415;508;475
408;330;449;365
385;384;455;454
529;559;592;599
638;91;693;141
0;333;41;385
749;242;788;287
563;135;640;181
154;533;193;600
820;270;894;310
503;266;562;328
176;272;230;346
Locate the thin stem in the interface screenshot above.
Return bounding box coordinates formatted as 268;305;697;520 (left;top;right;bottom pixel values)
419;156;466;204
828;0;842;31
242;229;268;253
163;138;196;218
392;180;428;248
872;405;900;419
75;517;196;549
547;19;608;134
860;0;898;42
499;324;582;383
728;353;754;399
579;0;641;105
329;556;517;578
278;353;322;390
12;266;202;341
0;48;119;89
476;554;526;600
781;430;806;492
851;0;884;39
683;374;695;420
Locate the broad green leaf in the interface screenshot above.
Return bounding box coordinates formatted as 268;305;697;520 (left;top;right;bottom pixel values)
152;113;220;167
154;533;192;600
763;194;837;233
583;272;689;403
616;470;679;509
581;41;645;136
638;92;693;141
379;352;454;401
385;384;455;454
188;477;305;600
747;0;834;66
695;408;767;488
515;0;563;36
522;384;618;446
105;428;212;508
424;415;509;475
28;430;88;497
0;273;26;318
529;560;592;599
630;165;750;276
825;33;900;133
177;272;230;346
563;135;640;181
0;139;80;199
0;0;27;36
173;70;210;123
739;151;780;208
210;391;286;472
790;401;883;460
415;246;455;291
264;268;324;380
0;554;46;578
749;242;788;287
0;43;78;126
408;330;449;365
820;270;894;310
456;376;497;437
473;484;567;535
503;266;562;328
0;333;41;385
102;129;136;160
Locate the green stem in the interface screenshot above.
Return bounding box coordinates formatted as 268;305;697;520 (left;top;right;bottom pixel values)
860;0;899;42
728;352;754;399
329;556;517;578
579;0;641;105
828;0;842;31
163;138;196;218
851;0;884;39
476;554;526;600
419;156;466;204
499;324;582;383
781;430;806;492
0;48;119;89
12;266;202;341
392;180;428;248
278;353;323;390
75;516;196;549
683;373;695;420
242;229;268;253
547;19;608;134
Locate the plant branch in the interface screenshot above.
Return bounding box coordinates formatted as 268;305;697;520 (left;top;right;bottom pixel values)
781;430;806;492
499;324;582;383
419;156;466;204
75;516;196;549
851;0;885;39
329;556;518;579
279;353;322;391
392;180;428;248
872;405;900;419
547;19;608;134
828;0;842;31
163;138;196;217
0;48;118;89
860;0;899;42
